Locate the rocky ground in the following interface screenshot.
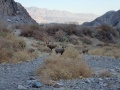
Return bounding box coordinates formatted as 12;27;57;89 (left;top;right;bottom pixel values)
0;54;120;90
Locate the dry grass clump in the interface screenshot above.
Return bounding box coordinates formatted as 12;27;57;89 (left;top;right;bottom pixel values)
69;35;79;45
12;51;31;63
99;70;112;77
55;30;66;41
62;24;77;35
36;54;92;82
74;26;93;37
88;46;120;58
33;42;52;53
46;24;77;36
79;37;92;45
36;47;92;83
63;46;80;58
95;25;119;43
38;45;51;53
0;48;13;63
0;28;37;63
96;43;119;48
19;24;48;41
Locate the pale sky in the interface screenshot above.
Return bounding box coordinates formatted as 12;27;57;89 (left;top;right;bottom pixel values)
15;0;120;15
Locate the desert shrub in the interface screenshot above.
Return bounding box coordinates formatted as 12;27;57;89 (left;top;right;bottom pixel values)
13;51;31;63
63;46;80;58
0;48;13;63
96;43;119;47
96;25;113;31
46;24;77;36
19;24;33;37
69;35;79;45
0;37;26;52
62;24;77;35
38;45;51;53
55;30;66;41
0;28;36;63
0;20;7;29
98;70;112;77
116;27;120;35
30;24;40;30
36;54;92;82
45;24;77;42
88;46;120;58
74;26;94;37
12;39;26;51
59;35;70;42
20;24;48;41
95;25;119;43
46;26;59;35
19;23;78;42
79;37;92;45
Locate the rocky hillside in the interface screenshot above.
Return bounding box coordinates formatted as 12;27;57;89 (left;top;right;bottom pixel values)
0;0;36;25
83;10;120;27
26;7;98;24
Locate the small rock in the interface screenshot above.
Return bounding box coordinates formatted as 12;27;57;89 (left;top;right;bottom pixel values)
26;80;36;85
7;19;12;22
117;88;120;90
18;85;27;90
98;78;103;81
103;83;108;87
80;81;85;84
32;81;43;88
13;29;21;36
16;75;20;78
73;87;79;89
115;67;120;72
85;78;91;83
16;11;20;14
53;83;63;88
109;69;116;73
29;77;35;80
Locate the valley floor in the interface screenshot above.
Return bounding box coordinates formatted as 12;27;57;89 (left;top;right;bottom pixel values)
0;54;120;90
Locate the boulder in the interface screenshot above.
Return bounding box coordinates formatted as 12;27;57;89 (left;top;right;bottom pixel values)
32;81;43;88
18;85;27;90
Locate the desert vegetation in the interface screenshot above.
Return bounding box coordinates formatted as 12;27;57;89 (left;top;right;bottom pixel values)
0;24;38;63
1;22;119;63
19;24;48;41
88;45;120;58
12;23;120;59
36;47;92;83
95;25;120;43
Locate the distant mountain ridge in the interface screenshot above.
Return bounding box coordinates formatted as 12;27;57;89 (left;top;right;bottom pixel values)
83;10;120;27
26;7;98;24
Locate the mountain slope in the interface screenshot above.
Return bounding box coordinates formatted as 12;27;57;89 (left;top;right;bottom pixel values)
26;7;98;24
0;0;36;25
83;10;120;27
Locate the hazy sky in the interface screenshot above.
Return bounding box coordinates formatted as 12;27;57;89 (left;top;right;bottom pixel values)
15;0;120;15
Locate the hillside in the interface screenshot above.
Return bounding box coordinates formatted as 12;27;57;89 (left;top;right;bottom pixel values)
26;7;98;24
83;10;120;27
0;0;36;25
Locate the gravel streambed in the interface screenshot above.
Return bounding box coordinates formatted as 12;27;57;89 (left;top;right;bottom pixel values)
0;54;120;90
